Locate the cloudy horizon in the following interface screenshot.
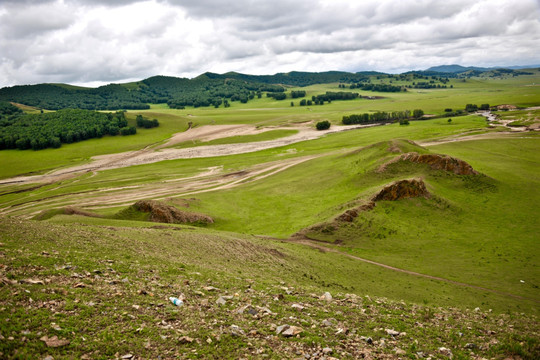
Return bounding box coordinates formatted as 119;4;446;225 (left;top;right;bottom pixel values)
1;0;539;88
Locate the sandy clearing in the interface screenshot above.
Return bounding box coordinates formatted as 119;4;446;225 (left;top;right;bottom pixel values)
0;123;378;186
159;124;261;148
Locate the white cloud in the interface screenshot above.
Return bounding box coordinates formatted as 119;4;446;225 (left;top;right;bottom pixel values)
0;0;539;87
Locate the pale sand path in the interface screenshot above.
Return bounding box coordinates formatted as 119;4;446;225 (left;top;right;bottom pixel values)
0;123;379;186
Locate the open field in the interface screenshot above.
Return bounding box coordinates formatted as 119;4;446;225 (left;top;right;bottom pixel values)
1;73;539;359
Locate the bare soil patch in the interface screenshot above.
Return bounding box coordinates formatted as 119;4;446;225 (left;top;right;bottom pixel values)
130;200;214;224
0;123;376;187
379;152;479;175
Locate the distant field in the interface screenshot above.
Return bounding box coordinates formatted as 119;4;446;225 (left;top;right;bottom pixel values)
2;74;539;179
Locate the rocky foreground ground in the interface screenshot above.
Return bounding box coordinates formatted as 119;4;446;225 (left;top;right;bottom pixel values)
0;219;538;360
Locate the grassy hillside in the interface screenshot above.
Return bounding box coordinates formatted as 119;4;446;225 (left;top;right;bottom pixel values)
0;74;539;358
1;218;538;359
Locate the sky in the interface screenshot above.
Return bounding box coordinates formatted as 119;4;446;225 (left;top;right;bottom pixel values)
0;0;539;88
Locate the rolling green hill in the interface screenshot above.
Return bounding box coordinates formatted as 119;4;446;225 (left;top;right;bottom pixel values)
0;73;539;359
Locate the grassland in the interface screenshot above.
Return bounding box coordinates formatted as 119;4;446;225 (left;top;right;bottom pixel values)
1;73;539;359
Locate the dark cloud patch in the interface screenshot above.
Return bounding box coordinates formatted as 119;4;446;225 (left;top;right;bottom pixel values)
0;0;539;87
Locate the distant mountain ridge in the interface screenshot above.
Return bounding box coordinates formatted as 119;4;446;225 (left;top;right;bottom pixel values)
426;64;540;73
0;67;538;111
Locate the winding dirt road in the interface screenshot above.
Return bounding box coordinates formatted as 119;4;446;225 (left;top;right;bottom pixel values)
0;123;377;186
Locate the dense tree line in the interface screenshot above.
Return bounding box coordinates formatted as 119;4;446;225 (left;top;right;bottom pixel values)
266;92;287;100
165;77;285;109
0;109;136;150
350;83;404;92
410;82;449;89
291;90;306;98
0;84;152;111
0;102;23;118
342;109;424;125
203;71;373;87
313;91;359;102
135;115;159;128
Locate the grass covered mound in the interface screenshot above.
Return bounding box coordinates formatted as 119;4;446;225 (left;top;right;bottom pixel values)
117;200;214;225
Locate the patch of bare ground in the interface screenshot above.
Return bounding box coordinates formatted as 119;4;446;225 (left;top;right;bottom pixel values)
130;200;213;224
371;178;430;201
1;155;320;218
0;123;380;187
378;152;479;175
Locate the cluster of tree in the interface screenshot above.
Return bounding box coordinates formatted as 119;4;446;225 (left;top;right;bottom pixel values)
203;71;373;87
266;92;287;100
0;102;23;118
313;91;359;102
165;77;285;109
291;90;306;98
316;120;331;130
0;84;152;111
441;108;466;117
465;103;490;112
0;109;136;150
409;82;449;89
348;83;404;92
342;109;424;125
0;75;287;111
135;115;159;128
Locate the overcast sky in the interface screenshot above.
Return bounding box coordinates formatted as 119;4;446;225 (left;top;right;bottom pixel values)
0;0;539;88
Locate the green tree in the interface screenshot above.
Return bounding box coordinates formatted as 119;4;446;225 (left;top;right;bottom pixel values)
316;120;331;130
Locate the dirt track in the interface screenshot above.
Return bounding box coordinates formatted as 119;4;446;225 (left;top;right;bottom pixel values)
0;123;378;186
0;155;321;217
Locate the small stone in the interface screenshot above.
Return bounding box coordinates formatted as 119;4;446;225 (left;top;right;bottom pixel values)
322;318;335;327
23;278;45;285
321;292;332;302
216;296;227;305
438;347;453;357
40;335;70;348
366;337;373;345
395;348;406;355
121;354;133;359
43;356;54;360
276;324;289;335
465;343;478;350
291;303;304;311
229;325;245;337
132;305;140;310
178;336;194;344
385;328;400;336
203;286;219;291
282;326;303;337
322;347;333;354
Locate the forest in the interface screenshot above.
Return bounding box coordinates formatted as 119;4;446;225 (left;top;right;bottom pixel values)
0;71;404;111
0;105;138;150
342;109;424;125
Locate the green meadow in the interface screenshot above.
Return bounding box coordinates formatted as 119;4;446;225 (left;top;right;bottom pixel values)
1;72;539;359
